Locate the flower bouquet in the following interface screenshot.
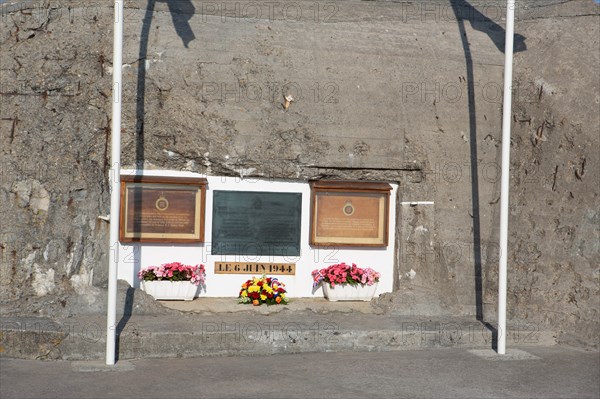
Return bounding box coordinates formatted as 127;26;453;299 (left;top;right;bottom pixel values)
138;262;206;300
311;263;380;301
238;275;289;306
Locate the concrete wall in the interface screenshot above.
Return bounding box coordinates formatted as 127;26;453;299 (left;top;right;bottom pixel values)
1;0;598;346
482;6;600;348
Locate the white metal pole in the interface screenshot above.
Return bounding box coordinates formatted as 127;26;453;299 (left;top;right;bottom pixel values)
106;0;124;365
498;0;516;355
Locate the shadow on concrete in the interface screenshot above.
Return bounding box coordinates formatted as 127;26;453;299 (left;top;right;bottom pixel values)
121;2;196;358
484;321;499;352
452;0;527;53
115;286;135;361
449;0;526;324
161;0;196;48
136;0;195;167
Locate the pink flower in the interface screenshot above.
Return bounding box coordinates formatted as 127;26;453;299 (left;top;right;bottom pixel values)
312;263;380;287
138;262;206;285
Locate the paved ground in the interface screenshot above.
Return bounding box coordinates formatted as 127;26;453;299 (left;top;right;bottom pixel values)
1;346;598;398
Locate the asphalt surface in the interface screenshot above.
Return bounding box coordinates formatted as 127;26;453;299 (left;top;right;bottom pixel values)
1;346;599;398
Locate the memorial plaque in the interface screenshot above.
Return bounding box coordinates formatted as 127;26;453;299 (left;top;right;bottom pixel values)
211;191;301;256
119;176;207;243
310;181;391;246
214;262;296;275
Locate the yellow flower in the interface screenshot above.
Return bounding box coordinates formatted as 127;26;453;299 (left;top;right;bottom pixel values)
241;291;248;297
260;294;267;301
264;285;273;294
248;286;259;293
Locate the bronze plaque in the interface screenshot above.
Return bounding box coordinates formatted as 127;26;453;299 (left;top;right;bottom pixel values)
310;181;391;246
119;176;207;243
214;262;296;275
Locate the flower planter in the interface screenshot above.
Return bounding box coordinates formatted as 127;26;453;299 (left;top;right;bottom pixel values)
141;280;199;301
322;282;378;302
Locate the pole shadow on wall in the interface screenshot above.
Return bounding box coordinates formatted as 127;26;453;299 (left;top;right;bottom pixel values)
449;0;526;323
136;0;196;167
120;0;196;359
133;0;196;256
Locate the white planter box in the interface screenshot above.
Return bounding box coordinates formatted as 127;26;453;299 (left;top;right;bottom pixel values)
141;280;199;301
322;282;378;302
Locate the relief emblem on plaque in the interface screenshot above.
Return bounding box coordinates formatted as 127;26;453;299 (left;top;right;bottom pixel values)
342;201;355;216
155;194;169;212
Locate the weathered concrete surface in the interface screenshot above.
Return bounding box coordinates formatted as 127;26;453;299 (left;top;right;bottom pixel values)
158;296;385;314
480;6;600;349
0;285;556;360
2;347;599;399
0;311;556;360
1;0;598;349
0;280;177;318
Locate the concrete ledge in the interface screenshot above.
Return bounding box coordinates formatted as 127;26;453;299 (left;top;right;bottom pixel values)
157;297;385;314
0;311;557;361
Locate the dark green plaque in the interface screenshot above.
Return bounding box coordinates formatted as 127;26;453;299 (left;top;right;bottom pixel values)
211;191;302;256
